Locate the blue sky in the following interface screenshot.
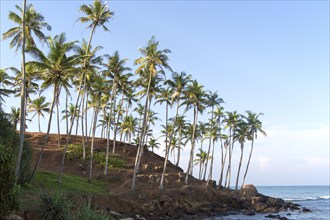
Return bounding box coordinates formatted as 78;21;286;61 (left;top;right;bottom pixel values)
1;0;329;186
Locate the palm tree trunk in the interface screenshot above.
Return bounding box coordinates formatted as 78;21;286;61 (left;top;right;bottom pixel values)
38;114;41;132
85;91;88;141
104;83;116;175
218;120;225;187
176;125;182;167
241;135;254;188
31;86;57;179
221;142;228;187
59;76;85;183
112;91;124;154
224;128;232;188
235;143;244;190
132;73;152;191
15;0;27;180
185;107;198;185
203;108;214;180
206;139;216;186
56;88;61;148
65;91;68;134
159;100;179;190
88;105;99;183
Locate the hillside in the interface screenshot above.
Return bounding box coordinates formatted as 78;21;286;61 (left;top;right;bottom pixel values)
20;132;300;219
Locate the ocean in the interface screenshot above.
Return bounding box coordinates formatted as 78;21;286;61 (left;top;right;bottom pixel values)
213;185;330;220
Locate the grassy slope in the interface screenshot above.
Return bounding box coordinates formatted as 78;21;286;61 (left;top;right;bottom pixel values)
26;169;107;194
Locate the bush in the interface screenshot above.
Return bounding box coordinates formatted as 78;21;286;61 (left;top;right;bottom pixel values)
66;144;125;169
0;109;32;185
0;143;20;217
94;152;125;169
76;200;109;220
0;110;22;217
39;190;72;220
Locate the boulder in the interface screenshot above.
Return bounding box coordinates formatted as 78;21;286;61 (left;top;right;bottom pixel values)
251;196;265;206
240;184;258;199
267;197;286;208
254;202;268;212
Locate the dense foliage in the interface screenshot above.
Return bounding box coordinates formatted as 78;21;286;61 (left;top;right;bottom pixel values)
0;110;20;217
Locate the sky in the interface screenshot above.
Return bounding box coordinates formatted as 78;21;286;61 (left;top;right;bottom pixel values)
0;0;329;186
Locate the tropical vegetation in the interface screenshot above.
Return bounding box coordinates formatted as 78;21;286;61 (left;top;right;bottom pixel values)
1;0;267;196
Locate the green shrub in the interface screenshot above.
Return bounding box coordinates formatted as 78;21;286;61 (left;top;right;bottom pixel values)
0;110;22;217
94;152;125;169
66;144;88;160
0;143;20;217
66;144;125;169
76;200;109;220
39;190;72;220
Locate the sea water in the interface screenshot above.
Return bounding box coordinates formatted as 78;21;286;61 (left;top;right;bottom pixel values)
213;185;330;220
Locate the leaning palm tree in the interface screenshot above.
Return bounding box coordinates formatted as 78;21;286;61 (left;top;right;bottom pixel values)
241;111;266;187
27;33;78;179
2;3;51;179
214;105;226;187
182;80;206;185
131;36;172;191
28;95;50;132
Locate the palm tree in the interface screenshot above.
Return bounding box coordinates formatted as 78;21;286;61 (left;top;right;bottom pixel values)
194;148;208;180
28;95;50;132
148;137;160;153
102;51;131;175
2;2;51;179
10;65;39;104
159;71;191;190
62;0;114;174
155;87;172;158
0;69;14;107
8;107;20;130
241;111;266;188
182;80;206;185
234;120;249;190
223;111;240;188
172;114;188;166
61;103;79;132
73;39;103;142
119;115;138;143
203;91;224;180
131;36;172;191
2;4;51;51
88;75;106;183
214;105;226;187
27;33;78;179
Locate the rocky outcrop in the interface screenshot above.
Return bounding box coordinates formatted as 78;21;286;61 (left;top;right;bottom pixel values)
104;184;306;220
